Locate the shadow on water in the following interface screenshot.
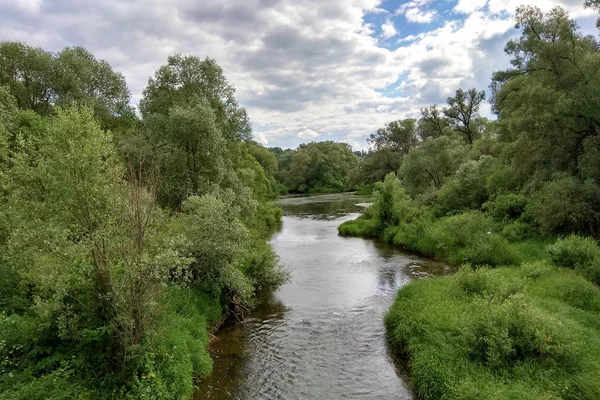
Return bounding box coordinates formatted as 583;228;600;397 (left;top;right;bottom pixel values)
194;193;449;400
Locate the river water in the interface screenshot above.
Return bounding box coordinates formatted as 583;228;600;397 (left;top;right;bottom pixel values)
194;193;448;400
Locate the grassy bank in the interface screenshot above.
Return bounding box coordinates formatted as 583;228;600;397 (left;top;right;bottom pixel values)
339;176;600;399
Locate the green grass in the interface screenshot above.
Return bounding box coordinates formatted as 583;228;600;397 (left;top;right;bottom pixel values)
385;265;600;400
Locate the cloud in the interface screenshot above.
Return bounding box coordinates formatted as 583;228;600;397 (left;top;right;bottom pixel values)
381;19;397;38
0;0;595;150
297;128;321;139
454;0;488;14
396;1;437;24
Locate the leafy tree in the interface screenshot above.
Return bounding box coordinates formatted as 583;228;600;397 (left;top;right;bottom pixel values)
140;55;251;142
399;136;470;199
53;46;133;130
418;105;450;140
491;6;600;180
444;88;486;144
0;42;54;114
369;118;419;154
281;141;358;193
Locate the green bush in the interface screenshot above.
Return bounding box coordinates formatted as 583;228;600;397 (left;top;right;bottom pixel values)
425;211;518;266
527;176;600;236
467;296;573;371
548;235;600;285
501;221;533;242
338;215;380;237
483;193;528;222
385;265;600;400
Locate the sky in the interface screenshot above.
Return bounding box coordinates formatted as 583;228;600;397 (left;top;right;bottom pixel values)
0;0;598;150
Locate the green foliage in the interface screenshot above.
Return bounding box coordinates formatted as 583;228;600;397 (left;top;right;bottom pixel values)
437;155;497;211
278;141;358;193
483;193;528;222
526;175;600;235
0;45;287;400
0;41;133;130
443;88;486;144
548;235;600;285
399;136;469;199
385;265;600;400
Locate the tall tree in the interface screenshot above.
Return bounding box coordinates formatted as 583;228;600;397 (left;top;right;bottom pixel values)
444;88;485;144
53;46;132;130
418;105;450;140
368;118;418;176
491;6;600;180
0;42;54;114
140;55;251;143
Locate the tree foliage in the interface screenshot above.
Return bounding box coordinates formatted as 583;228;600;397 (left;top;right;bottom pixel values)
0;45;287;399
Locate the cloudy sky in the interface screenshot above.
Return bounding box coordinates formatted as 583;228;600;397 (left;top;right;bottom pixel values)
0;0;597;149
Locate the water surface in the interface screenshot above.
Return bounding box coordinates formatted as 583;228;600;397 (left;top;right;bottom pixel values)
194;193;448;399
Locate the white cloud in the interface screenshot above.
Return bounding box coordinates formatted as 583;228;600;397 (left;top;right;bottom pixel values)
297;128;321;139
454;0;488;14
396;0;436;23
405;7;436;23
381;19;397;38
255;131;269;145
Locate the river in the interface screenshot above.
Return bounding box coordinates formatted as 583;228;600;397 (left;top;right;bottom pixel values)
194;193;448;399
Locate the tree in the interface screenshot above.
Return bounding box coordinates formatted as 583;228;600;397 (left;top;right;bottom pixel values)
367;118;418;177
0;42;54;114
444;88;485;144
281;141;358;193
140;55;251;142
418;105;450;140
0;42;134;130
399;136;470;199
53;46;133;130
369;118;418;154
491;6;600;180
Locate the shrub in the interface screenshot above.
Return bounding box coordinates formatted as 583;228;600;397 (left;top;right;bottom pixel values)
501;221;533;242
426;211;518;266
467;295;574;371
548;235;600;285
436;156;497;212
526;176;600;236
483;193;528;222
338;216;380;237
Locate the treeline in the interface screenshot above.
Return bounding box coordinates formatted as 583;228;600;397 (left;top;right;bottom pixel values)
341;5;600;400
0;44;287;398
269;141;359;194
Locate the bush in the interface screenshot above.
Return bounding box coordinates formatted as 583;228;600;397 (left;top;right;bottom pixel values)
526;176;600;236
385;265;600;400
548;235;600;285
501;221;533;242
483;193;528;222
436;156;497;212
426;211;518;266
467;296;574;371
338;215;380;237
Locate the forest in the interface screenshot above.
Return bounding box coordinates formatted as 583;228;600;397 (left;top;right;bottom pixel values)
340;5;600;399
0;45;288;398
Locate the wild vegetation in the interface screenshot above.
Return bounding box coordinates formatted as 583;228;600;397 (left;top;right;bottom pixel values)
0;44;287;398
340;5;600;399
269;141;359;194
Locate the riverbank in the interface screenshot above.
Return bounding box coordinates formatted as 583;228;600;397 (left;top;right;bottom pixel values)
338;178;600;399
193;193;448;399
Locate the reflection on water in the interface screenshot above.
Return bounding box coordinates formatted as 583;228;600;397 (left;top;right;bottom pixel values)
194;193;449;400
